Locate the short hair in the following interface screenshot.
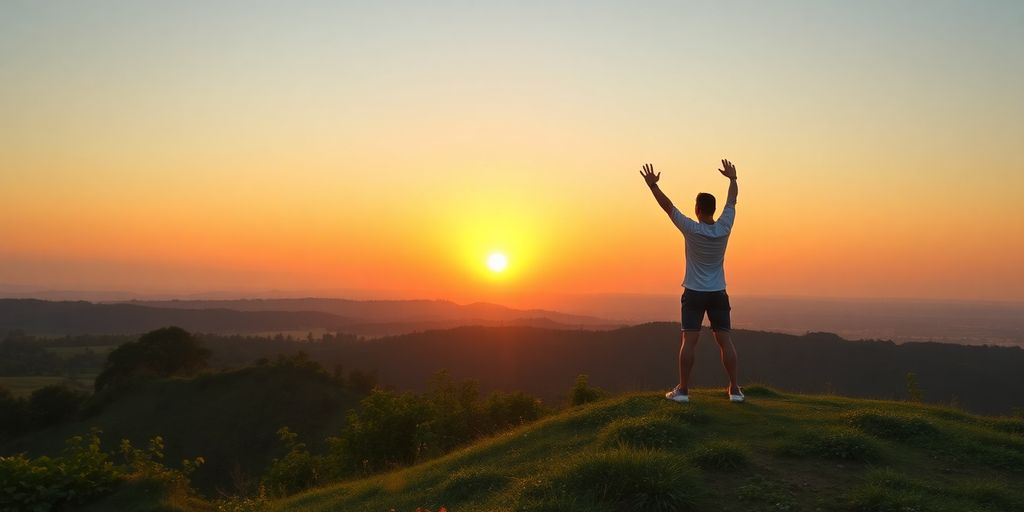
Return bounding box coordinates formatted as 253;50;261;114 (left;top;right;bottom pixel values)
695;193;716;216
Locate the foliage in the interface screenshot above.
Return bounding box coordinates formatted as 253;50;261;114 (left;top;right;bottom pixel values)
0;430;120;512
26;383;87;430
0;334;63;376
569;374;605;406
94;326;211;391
262;427;322;497
332;389;428;474
119;435;204;487
905;372;924;403
214;488;270;512
346;369;378;395
0;385;27;439
262;371;547;497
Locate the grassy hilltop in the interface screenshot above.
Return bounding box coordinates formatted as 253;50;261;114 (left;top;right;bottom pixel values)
267;388;1024;512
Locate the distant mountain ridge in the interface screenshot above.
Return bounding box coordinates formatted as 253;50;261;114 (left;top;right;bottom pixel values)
0;298;620;337
120;297;611;324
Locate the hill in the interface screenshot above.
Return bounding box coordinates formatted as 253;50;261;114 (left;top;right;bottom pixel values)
260;323;1024;415
267;388;1024;512
0;299;619;337
1;361;363;495
122;298;611;326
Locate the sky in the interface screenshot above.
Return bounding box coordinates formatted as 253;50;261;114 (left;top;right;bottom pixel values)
1;1;1023;306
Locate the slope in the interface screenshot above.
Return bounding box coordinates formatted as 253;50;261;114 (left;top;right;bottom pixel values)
273;388;1024;512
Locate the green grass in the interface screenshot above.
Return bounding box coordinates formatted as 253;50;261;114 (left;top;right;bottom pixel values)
263;388;1024;512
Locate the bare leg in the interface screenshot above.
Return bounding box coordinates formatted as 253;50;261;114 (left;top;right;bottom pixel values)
711;330;740;394
677;331;700;393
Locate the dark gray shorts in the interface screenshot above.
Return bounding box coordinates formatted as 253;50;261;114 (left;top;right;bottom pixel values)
681;289;731;332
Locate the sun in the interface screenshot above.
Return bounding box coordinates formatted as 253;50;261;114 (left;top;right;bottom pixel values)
486;252;508;272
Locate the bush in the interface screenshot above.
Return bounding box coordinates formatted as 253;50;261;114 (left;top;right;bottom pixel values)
0;430;120;512
262;427;323;497
483;391;544;432
331;389;428;474
0;386;27;439
569;375;605;406
27;384;86;430
119;435;204;488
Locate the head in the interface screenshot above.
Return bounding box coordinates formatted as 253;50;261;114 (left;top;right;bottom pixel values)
695;192;717;218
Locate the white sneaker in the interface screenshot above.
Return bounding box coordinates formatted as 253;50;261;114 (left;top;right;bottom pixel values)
665;387;689;403
729;389;745;402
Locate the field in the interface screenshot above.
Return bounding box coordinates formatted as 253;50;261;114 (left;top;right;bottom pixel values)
0;375;94;397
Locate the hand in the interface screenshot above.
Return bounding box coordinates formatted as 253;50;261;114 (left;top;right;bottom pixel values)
640;163;660;187
718;159;737;179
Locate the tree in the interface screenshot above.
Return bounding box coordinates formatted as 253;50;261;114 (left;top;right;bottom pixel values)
27;384;86;429
0;385;28;438
570;374;605;406
94;327;210;391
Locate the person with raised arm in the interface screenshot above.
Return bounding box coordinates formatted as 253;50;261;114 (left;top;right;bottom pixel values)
640;159;742;403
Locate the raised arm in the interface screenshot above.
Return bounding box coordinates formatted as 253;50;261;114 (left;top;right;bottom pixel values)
718;158;738;205
640;163;674;216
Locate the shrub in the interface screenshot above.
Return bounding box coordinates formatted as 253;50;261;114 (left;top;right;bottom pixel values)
0;430;120;512
569;375;605;406
119;435;204;487
483;391;545;433
0;386;27;439
27;384;86;430
331;389;428;474
263;427;323;497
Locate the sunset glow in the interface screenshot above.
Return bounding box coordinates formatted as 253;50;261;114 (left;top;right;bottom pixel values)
1;2;1022;306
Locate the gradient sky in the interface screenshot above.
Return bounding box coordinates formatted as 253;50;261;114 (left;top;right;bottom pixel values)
2;1;1022;305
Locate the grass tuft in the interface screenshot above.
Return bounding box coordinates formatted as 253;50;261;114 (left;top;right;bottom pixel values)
741;384;783;398
846;409;937;440
438;467;509;502
538;448;703;512
598;416;692;451
736;475;797;512
690;440;750;470
775;427;881;462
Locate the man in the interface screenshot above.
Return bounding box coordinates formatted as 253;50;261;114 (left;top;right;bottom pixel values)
640;159;742;403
